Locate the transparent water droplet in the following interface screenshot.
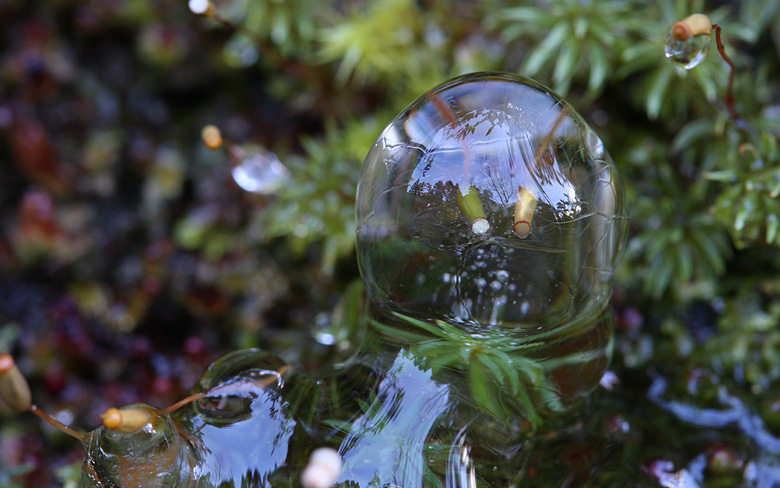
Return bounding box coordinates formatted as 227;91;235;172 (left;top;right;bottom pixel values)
356;72;627;329
83;404;196;487
664;29;711;69
232;150;290;194
193;349;287;425
195;369;284;423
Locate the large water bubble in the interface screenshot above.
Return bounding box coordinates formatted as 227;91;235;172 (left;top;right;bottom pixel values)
356;72;627;333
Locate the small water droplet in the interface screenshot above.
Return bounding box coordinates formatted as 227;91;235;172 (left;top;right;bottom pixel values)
664;29;710;69
196;369;283;424
232;151;290;194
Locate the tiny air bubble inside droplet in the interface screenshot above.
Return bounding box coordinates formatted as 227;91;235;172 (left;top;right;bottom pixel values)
664;29;711;69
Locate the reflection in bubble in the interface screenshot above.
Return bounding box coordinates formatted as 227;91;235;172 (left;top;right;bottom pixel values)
356;72;627;331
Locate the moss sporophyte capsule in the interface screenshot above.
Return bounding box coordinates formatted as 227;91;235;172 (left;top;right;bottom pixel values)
1;72;626;487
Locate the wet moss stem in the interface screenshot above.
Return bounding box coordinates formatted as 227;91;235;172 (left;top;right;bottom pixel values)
31;405;87;441
711;24;739;122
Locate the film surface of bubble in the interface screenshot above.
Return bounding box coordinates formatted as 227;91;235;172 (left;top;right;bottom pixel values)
356;72;628;333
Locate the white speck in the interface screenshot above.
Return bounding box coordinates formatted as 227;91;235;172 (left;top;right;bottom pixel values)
188;0;209;14
600;370;619;391
471;217;490;235
301;447;342;488
315;333;335;346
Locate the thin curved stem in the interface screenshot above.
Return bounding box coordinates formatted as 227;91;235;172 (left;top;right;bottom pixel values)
31;404;86;442
165;391;207;414
711;24;740;121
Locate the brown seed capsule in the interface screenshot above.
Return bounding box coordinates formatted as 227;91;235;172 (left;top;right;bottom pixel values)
672;13;713;41
0;353;32;412
201;125;223;150
101;407;156;433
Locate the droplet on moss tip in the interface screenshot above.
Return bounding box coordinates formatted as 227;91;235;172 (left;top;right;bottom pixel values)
664;28;711;69
665;14;712;70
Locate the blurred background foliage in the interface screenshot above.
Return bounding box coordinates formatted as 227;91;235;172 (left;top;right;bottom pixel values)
0;0;779;486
